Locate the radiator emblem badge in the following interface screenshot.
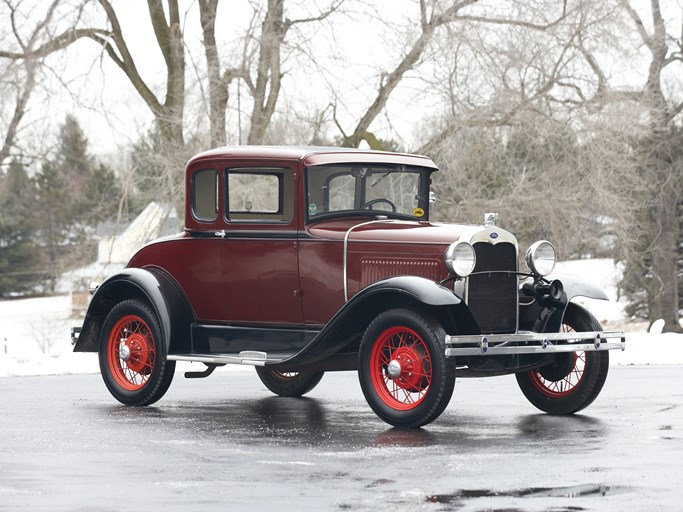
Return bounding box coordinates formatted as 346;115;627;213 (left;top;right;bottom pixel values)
490;232;499;239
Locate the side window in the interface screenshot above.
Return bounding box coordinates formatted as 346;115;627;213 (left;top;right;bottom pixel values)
192;169;218;222
226;168;293;222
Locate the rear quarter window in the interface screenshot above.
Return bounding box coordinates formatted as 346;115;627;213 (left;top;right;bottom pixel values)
192;169;218;222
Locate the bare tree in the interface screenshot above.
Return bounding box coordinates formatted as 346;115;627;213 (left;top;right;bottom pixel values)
620;0;683;331
198;0;243;147
417;0;681;330
0;0;103;168
332;0;570;149
573;0;683;331
87;0;186;218
196;0;343;147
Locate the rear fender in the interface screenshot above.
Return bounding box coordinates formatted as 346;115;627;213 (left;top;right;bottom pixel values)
73;267;194;354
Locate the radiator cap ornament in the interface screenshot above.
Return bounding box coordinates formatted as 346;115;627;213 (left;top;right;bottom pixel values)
484;212;498;227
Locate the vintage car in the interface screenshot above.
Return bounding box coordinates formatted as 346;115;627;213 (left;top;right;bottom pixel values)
72;146;625;427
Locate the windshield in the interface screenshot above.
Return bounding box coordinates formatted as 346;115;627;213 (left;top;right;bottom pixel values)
306;164;431;221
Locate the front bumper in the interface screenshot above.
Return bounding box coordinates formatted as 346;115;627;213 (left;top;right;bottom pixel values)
445;331;625;357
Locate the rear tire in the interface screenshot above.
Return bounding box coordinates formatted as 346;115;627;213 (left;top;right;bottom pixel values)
358;308;455;428
99;299;175;406
516;303;609;415
255;368;324;397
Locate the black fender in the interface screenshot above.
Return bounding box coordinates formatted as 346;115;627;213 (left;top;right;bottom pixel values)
72;267;194;354
520;273;609;333
270;275;475;370
550;273;609;302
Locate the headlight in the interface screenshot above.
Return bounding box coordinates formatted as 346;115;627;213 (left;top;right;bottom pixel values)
525;241;556;276
445;241;476;277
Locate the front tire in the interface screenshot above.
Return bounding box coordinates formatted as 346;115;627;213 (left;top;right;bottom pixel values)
255;368;324;397
358;309;455;428
516;303;609;415
99;299;175;406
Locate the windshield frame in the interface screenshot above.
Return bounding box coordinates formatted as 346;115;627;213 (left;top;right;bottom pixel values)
304;163;434;224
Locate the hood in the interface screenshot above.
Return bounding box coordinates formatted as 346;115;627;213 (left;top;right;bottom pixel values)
306;219;479;245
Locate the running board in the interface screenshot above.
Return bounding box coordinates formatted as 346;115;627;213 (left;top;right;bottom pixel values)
167;351;285;367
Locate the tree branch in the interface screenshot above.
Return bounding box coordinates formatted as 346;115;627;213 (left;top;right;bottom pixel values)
0;28;111;60
621;0;653;50
95;0;164;115
449;12;570;32
286;0;345;27
147;0;172;67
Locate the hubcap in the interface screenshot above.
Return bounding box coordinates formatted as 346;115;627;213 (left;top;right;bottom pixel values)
387;360;402;378
119;342;131;361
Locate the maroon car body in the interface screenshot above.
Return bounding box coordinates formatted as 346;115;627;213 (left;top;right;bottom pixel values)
73;146;624;427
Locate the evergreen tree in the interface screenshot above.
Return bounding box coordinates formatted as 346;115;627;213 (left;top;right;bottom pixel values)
80;163;121;224
57;114;92;197
0;159;43;296
48;114;122;227
33;160;70;292
53;115;93;222
129;127;166;213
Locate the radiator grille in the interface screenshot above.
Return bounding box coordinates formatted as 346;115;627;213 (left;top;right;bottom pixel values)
467;242;518;333
361;258;442;287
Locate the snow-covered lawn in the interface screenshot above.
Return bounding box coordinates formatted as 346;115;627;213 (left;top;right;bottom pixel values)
0;259;681;378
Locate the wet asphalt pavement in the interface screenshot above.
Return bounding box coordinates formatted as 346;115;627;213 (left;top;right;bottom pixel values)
1;365;682;511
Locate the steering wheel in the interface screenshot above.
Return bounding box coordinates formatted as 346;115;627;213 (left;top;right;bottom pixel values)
361;198;397;213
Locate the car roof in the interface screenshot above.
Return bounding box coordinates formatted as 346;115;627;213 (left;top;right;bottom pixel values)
186;146;438;170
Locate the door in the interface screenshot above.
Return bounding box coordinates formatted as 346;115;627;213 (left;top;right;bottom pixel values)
219;166;303;325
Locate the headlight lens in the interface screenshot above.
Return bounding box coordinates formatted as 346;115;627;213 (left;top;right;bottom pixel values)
445;241;476;277
525;241;556;276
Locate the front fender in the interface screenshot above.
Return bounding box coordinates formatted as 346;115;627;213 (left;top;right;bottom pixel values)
549;273;609;301
270;276;469;369
73;267;194;354
356;275;463;306
520;273;610;333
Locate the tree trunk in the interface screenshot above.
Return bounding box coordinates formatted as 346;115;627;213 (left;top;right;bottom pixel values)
247;0;286;145
93;0;187;223
621;0;683;332
199;0;229;148
649;152;682;332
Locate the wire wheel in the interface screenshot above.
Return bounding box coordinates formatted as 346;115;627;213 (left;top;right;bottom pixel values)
369;326;432;410
358;309;455;428
99;299;175;406
516;303;609;415
107;315;157;391
271;371;299;380
529;352;586;398
255;367;324;397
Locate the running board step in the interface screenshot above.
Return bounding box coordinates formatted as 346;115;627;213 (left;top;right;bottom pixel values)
168;351;282;367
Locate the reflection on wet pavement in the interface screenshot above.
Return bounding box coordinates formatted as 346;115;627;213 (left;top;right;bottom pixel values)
426;484;633;505
3;369;680;511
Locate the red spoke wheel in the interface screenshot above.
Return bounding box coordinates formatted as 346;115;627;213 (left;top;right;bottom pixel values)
529;351;586;398
107;315;157;391
255;368;324;397
99;300;175;406
369;326;432;410
359;309;455;428
516;303;609;415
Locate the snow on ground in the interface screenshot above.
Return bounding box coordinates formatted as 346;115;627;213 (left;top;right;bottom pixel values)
0;258;681;378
